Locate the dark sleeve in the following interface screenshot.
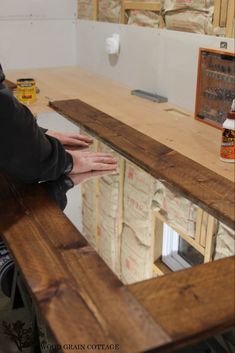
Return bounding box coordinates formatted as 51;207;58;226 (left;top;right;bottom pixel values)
42;175;74;211
0;91;73;183
39;127;48;133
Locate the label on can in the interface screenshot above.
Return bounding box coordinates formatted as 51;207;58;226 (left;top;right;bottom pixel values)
16;78;36;104
220;129;235;161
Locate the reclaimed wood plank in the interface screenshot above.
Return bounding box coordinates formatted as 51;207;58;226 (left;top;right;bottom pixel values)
51;99;235;229
213;0;221;28
0;173;171;353
61;248;171;352
220;0;228;27
204;216;217;263
0;174;108;346
129;256;235;352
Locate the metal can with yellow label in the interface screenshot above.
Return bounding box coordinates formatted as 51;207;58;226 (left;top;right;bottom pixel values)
16;78;36;104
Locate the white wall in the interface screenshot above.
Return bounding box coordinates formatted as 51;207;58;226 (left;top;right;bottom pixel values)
0;0;77;69
76;21;234;111
0;0;77;20
0;0;234;112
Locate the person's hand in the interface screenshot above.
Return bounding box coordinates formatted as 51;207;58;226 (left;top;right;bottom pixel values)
67;151;117;174
46;130;93;148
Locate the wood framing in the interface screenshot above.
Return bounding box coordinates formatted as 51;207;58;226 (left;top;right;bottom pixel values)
120;0;163;26
77;0;234;36
213;0;235;37
213;0;221;28
152;209;217;276
225;0;235;37
0;172;234;353
92;0;99;21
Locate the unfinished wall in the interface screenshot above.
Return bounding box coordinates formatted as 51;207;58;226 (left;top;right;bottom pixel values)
77;0;234;36
0;0;77;70
76;20;234;111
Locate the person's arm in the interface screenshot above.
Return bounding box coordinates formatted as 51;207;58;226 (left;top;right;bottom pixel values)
0;91;73;183
0;65;117;182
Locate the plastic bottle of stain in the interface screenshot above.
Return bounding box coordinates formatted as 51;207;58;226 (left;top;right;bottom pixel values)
220;99;235;163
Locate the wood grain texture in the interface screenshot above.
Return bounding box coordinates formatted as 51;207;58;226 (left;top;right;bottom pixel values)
51;99;235;229
0;173;171;353
0;171;234;352
121;1;161;24
129;256;235;352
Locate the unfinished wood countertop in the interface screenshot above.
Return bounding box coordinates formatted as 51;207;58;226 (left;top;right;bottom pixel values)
6;66;235;182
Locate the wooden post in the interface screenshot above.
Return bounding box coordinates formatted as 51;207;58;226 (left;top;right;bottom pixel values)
213;0;221;28
120;0;126;24
92;0;99;21
121;1;162;25
226;0;235;37
204;216;217;263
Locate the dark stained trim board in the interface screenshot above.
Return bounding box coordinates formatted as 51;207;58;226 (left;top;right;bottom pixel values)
0;172;234;353
50;99;235;229
0;173;170;353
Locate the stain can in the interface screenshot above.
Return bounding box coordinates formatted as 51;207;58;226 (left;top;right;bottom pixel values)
16;78;36;104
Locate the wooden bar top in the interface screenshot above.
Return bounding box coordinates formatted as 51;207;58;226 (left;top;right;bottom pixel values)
2;68;234;352
51;98;235;229
0;172;234;353
6;67;234;182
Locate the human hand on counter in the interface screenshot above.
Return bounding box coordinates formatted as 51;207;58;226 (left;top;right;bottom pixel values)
67;151;117;174
46;130;93;148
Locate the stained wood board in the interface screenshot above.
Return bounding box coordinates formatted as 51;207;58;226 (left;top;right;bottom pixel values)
5;67;234;182
0;172;234;352
51;98;235;229
0;173;171;353
129;256;235;352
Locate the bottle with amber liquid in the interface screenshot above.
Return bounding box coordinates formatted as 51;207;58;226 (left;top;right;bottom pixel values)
220;99;235;163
